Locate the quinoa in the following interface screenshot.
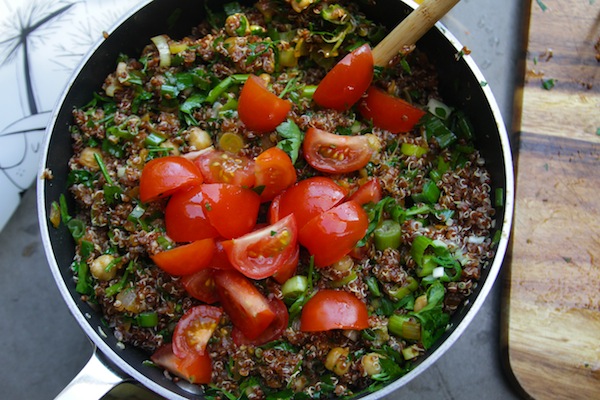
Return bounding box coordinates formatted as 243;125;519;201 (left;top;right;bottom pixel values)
60;1;498;399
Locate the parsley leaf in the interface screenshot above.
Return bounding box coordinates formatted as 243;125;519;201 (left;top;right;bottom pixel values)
276;119;304;164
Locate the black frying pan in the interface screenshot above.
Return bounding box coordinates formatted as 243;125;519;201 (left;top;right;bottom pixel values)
38;0;514;398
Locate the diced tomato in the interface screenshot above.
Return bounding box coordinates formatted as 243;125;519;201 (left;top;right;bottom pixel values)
214;270;276;340
151;238;216;276
165;185;219;243
139;156;203;203
313;44;374;111
194;148;256;188
300;289;369;332
269;176;348;230
210;241;234;270
222;214;298;280
151;343;212;384
348;178;382;206
232;297;289;346
302;127;372;174
182;268;220;304
200;183;260;239
358;86;426;133
298;200;368;267
173;305;222;358
238;74;292;133
254;147;297;202
272;245;299;284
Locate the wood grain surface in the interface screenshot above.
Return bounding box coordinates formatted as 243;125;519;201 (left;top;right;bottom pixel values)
503;0;600;399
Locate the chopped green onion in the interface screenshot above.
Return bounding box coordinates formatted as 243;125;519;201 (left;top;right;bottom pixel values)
145;132;166;147
388;277;418;300
388;315;421;340
93;152;113;185
75;261;92;295
495;188;504;207
66;218;86;241
205;74;249;104
400;142;428;157
136;311;159;328
374;220;402;250
282;275;308;299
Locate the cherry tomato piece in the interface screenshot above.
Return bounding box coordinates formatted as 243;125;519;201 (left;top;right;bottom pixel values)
214;270;276;340
358;86;426;133
254;147;297;202
201;183;260;239
182;268;220;304
348;178;382;206
300;289;369;332
222;214;298;280
165;186;219;243
194;148;256;188
232;297;289;346
173;305;222;357
269;176;348;230
238;74;292;133
151;343;212;384
272;245;299;284
139;156;203;203
151;238;216;276
298;200;369;267
313;44;374;111
302;127;372;174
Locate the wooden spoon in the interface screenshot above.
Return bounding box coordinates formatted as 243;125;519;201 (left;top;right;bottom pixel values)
372;0;461;67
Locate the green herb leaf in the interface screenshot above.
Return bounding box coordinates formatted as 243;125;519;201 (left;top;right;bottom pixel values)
276;119;304;164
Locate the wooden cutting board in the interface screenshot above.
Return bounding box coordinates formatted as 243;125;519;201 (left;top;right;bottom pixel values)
502;0;600;399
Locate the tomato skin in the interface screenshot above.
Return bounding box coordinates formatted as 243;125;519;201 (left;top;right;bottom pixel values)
238;74;292;133
300;289;369;331
222;214;298;280
313;44;374;111
151;238;216;276
165;185;220;243
151;343;212;384
303;128;372;174
173;305;222;357
254;147;297;202
182;268;220;304
298;200;369;267
194;148;256;188
232;297;289;346
139;156;203;203
201;183;260;239
214;270;276;340
272;245;299;284
269;176;348;230
358;86;426;133
348;178;382;206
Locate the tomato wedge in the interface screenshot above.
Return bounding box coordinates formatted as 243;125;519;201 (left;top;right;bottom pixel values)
201;183;260;239
358;86;426;133
238;74;292;133
222;214;298;280
298;200;368;267
151;343;212;384
165;185;219;243
313;44;374;111
269;176;348;230
182;268;220;304
300;289;369;332
348;178;382;206
139;156;203;203
194;148;256;188
272;245;299;284
151;238;216;276
254;146;297;202
232;297;289;346
214;270;276;340
173;305;222;357
303;127;372;174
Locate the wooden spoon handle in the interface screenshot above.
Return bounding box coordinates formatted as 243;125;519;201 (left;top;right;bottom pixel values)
372;0;460;66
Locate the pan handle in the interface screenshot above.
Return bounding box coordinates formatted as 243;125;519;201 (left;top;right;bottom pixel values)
55;346;129;400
